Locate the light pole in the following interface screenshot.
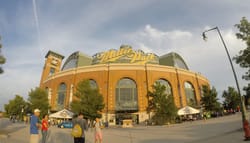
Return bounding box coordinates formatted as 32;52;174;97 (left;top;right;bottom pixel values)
202;26;250;140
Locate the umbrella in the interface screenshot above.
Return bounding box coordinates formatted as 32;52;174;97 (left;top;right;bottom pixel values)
177;106;200;115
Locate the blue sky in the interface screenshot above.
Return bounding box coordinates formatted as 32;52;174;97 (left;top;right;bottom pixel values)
0;0;249;110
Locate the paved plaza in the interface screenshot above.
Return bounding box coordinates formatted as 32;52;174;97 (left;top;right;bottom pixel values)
0;113;248;143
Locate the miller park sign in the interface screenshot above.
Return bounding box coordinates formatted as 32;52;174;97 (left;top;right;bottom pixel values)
92;45;159;65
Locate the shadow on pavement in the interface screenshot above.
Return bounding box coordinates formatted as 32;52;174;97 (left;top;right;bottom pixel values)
0;124;27;135
0;118;11;129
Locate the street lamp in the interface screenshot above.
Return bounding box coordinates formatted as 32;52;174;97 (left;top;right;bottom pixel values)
202;26;250;140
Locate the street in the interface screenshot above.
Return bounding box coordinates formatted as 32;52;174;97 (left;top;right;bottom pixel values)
0;113;247;143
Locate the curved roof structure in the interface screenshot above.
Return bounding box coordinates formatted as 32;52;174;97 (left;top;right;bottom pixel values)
61;46;189;71
159;52;189;70
62;51;92;71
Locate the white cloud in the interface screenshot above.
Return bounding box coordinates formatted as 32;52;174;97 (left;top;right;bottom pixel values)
0;64;41;110
135;43;152;53
123;25;247;100
143;24;192;40
0;43;43;110
124;24;193;56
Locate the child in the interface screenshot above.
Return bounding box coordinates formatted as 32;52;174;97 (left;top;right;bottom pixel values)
94;118;103;143
41;114;49;143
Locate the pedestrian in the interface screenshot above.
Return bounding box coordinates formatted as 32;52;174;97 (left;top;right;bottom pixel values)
72;113;88;143
41;114;49;143
94;118;103;143
30;109;41;143
203;113;207;121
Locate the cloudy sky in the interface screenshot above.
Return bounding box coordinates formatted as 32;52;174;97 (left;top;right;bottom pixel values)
0;0;249;110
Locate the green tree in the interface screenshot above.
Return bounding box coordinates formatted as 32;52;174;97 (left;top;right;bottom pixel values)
235;17;250;104
28;87;49;117
71;80;105;120
0;36;6;74
4;95;27;119
147;82;177;125
222;86;241;110
200;86;221;112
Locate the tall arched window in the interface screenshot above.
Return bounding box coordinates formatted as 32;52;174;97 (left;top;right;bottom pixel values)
89;79;98;89
184;82;197;106
57;83;67;110
155;79;172;96
115;78;138;111
45;87;50;100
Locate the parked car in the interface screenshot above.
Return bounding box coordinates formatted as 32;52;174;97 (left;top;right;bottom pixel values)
57;121;73;128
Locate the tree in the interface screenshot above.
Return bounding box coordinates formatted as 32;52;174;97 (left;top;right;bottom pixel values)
28;87;49;117
0;36;6;74
147;82;177;125
200;86;221;112
222;86;241;110
71;80;105;120
4;95;27;119
235;17;250;104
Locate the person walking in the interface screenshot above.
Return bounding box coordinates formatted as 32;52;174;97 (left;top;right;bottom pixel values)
72;113;88;143
30;109;41;143
94;118;103;143
41;114;49;143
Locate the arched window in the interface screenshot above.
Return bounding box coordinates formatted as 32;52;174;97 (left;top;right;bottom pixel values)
115;78;138;111
155;79;172;96
57;83;67;110
89;79;98;89
184;82;197;106
45;87;49;98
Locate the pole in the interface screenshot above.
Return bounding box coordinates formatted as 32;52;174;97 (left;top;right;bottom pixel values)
202;27;250;140
215;27;246;120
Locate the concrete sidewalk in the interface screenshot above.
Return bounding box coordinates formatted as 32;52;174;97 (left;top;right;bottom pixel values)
0;124;93;143
0;124;246;143
0;123;28;143
0;114;249;143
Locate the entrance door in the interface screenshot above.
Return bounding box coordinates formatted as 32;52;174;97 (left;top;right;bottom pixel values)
115;113;139;125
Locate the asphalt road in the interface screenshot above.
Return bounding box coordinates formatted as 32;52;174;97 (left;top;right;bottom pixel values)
0;113;247;143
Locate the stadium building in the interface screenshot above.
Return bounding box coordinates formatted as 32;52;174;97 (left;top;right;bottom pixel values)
40;45;209;125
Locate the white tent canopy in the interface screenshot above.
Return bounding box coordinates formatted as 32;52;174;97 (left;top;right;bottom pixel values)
49;109;74;119
177;106;200;115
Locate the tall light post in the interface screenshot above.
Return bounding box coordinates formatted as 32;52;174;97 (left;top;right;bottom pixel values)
202;26;250;140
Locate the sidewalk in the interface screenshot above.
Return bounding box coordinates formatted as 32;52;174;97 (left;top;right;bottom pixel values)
0;114;249;143
2;124;244;143
186;128;244;143
0;123;92;143
0;123;29;143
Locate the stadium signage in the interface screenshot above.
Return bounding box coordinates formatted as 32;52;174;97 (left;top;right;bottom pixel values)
93;45;158;64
